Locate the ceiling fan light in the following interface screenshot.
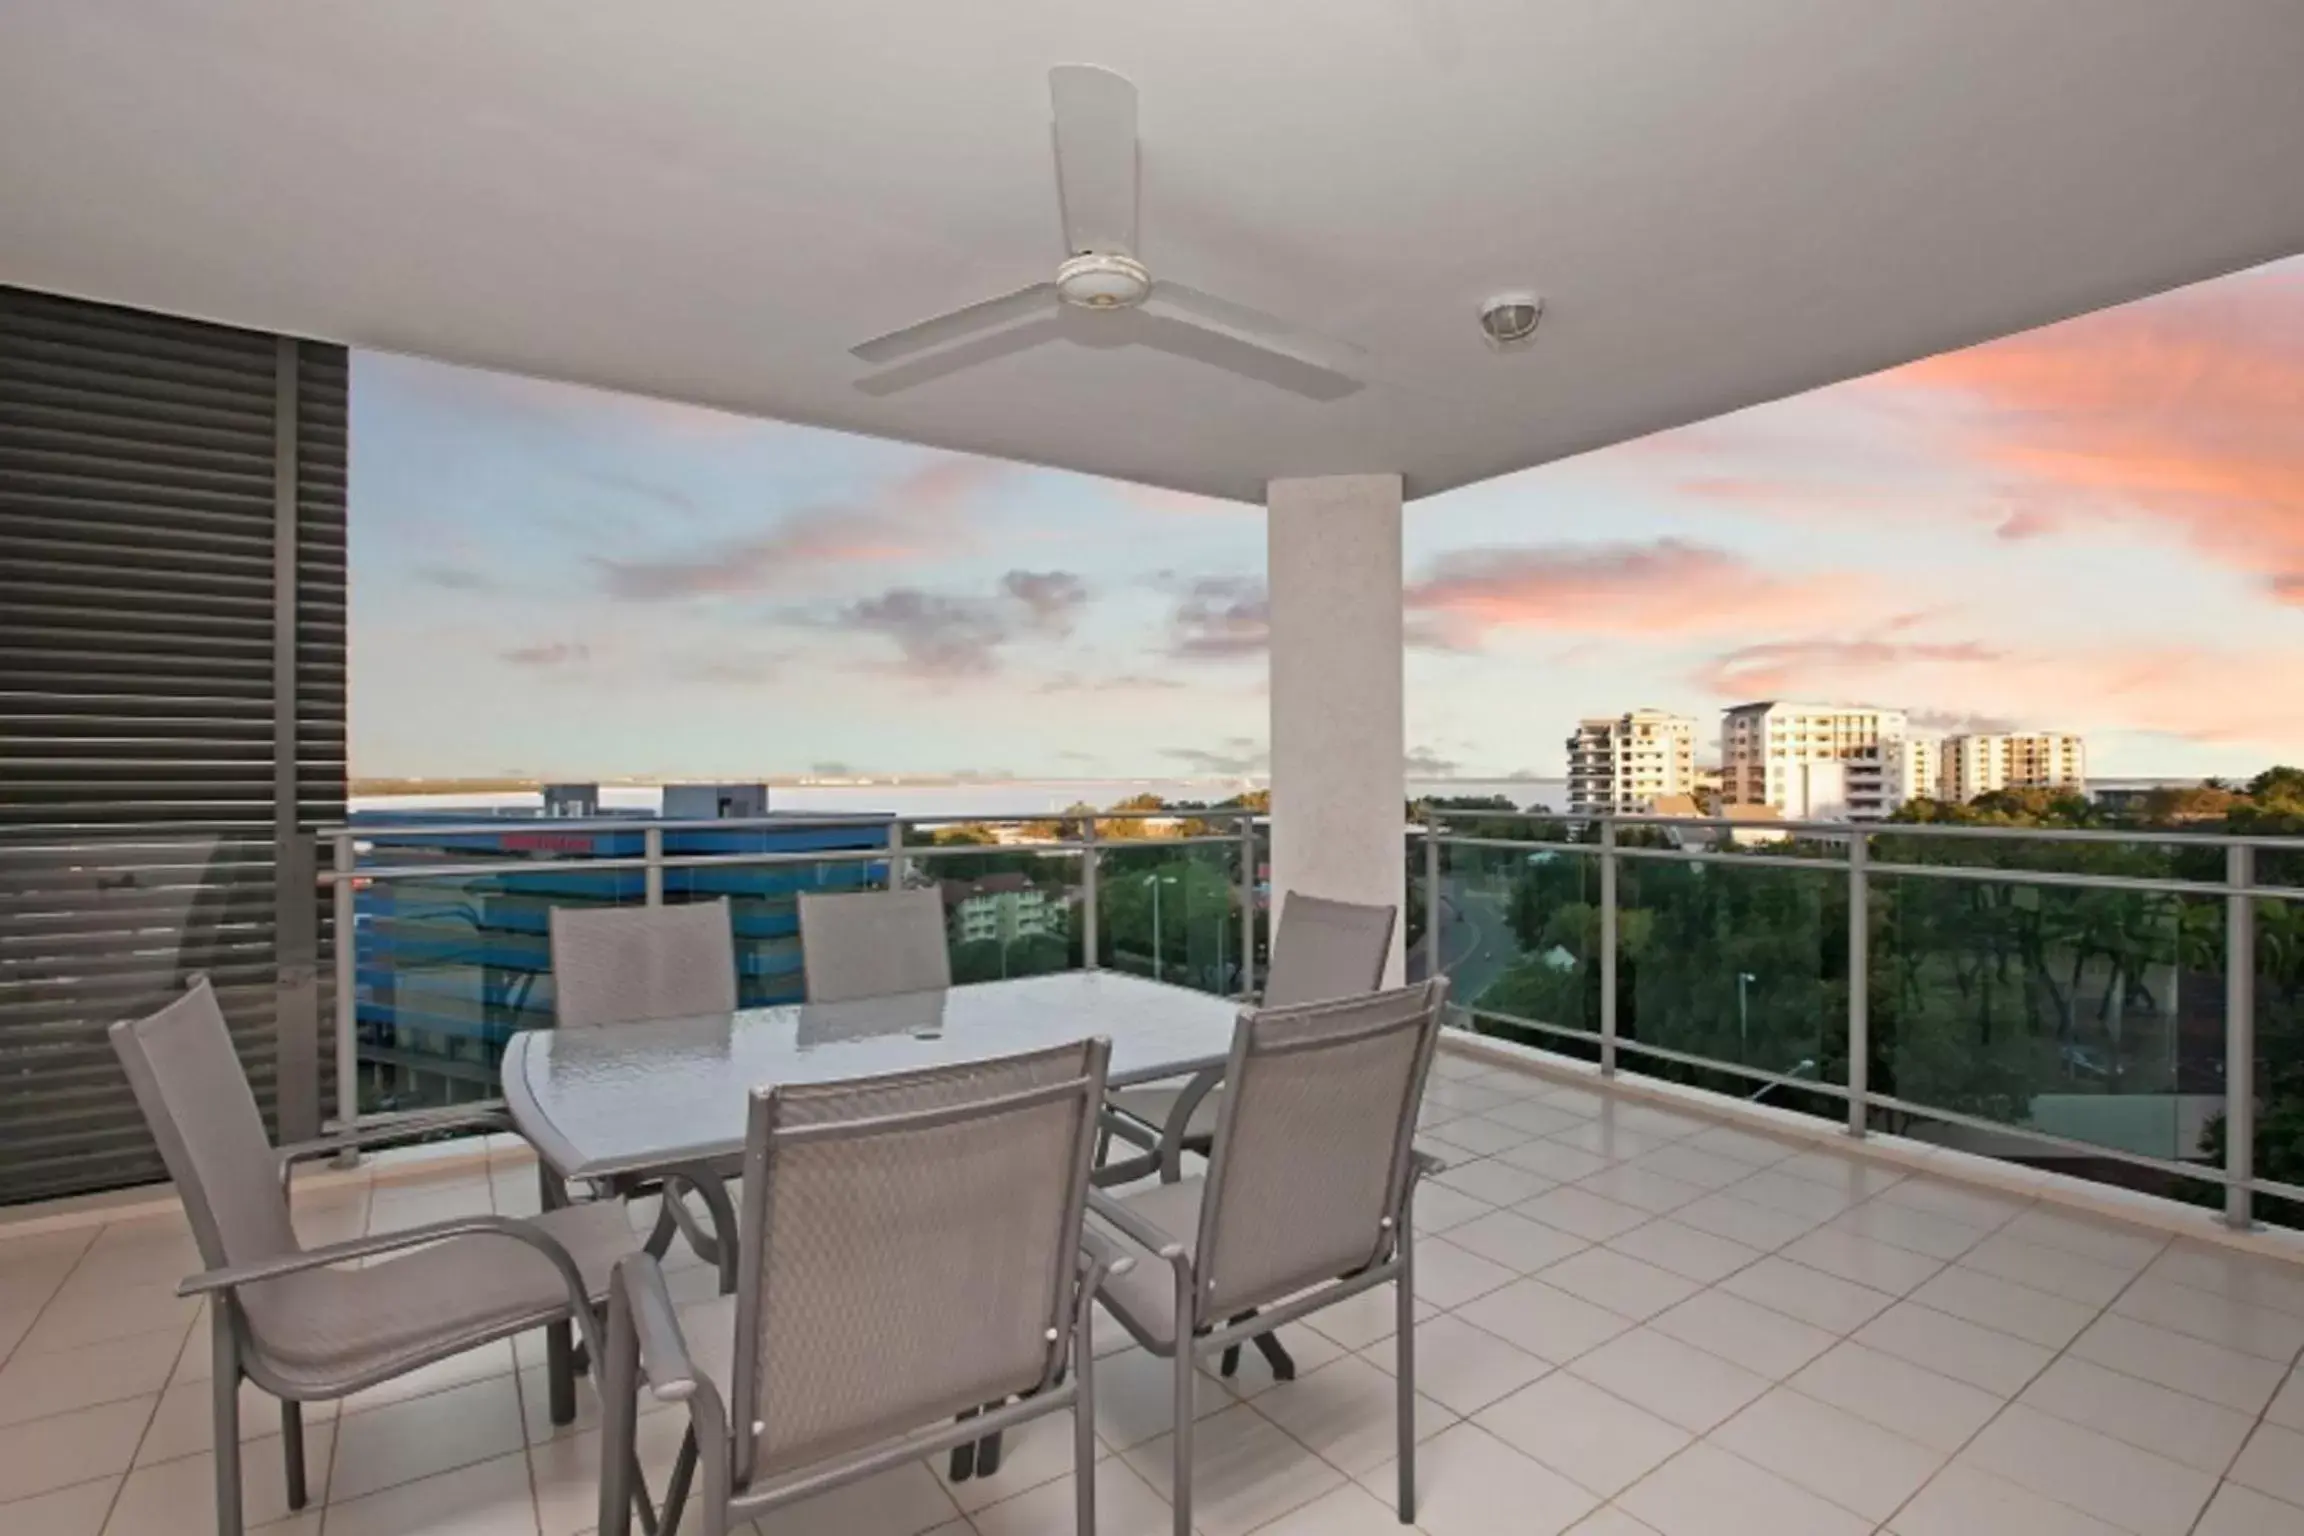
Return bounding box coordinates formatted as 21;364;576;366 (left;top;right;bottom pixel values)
1056;252;1151;310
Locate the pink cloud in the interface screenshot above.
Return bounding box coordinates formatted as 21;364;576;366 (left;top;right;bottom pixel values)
595;457;1006;601
1404;539;1869;645
1865;258;2304;603
1118;483;1248;517
1695;631;2304;745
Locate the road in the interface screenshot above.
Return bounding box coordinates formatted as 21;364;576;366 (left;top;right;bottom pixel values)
1415;875;1518;1006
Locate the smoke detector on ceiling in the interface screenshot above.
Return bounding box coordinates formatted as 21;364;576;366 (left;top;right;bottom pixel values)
1478;292;1544;349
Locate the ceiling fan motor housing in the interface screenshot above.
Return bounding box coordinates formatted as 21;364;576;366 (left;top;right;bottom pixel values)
1056;251;1152;310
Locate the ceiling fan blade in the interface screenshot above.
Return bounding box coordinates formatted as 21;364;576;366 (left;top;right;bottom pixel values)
1142;282;1369;382
1123;302;1364;403
1049;64;1138;256
850;284;1057;366
855;311;1066;396
1155;282;1508;406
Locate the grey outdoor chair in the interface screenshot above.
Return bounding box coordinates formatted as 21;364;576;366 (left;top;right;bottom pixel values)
796;886;952;1003
111;977;644;1536
1105;890;1397;1181
549;898;739;1028
1089;979;1449;1536
595;1039;1126;1536
548;898;744;1287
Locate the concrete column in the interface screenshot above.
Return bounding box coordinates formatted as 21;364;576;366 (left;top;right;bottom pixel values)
1267;473;1406;984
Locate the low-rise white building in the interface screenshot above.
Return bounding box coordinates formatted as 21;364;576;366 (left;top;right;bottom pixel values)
941;873;1060;947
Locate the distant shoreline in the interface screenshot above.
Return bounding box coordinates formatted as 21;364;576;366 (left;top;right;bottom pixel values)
349;776;1578;819
347;773;1573;796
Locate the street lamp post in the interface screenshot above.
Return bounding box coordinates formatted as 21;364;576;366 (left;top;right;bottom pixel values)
1737;971;1757;1059
1145;871;1179;982
1216;890;1226;993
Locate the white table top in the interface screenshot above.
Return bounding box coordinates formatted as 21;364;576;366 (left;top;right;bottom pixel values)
502;969;1242;1179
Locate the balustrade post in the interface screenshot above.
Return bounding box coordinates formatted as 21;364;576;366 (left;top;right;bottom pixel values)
1423;814;1443;993
1599;818;1619;1077
643;826;663;907
1847;832;1870;1139
2226;842;2257;1231
885;820;908;889
331;831;360;1165
1081;816;1101;972
1237;816;1257;999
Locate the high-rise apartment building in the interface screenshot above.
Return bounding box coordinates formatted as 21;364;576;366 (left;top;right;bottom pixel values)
1721;702;1915;820
1566;710;1698;813
1898;733;1943;804
1943;731;2088;802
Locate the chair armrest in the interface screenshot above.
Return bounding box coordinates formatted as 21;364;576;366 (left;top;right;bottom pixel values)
1077;1222;1137;1283
180;1214;581;1296
276;1106;515;1176
1097;1105;1161;1152
612;1253;703;1405
1085;1188;1186;1261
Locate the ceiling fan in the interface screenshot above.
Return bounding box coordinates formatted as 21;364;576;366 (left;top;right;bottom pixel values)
849;65;1370;401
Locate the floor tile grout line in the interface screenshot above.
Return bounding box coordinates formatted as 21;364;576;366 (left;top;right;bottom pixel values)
104;1369;169;1536
1442;1086;2231;1533
5;1217;125;1367
1594;1186;2297;1515
14;1077;2295;1534
1872;1236;2212;1536
2177;1283;2304;1533
1337;1074;2285;1535
0;1227;97;1375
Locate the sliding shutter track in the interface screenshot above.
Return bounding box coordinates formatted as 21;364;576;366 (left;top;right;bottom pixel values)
0;286;345;1203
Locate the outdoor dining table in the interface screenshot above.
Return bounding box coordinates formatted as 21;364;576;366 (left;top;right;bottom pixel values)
503;968;1244;1212
501;969;1246;1480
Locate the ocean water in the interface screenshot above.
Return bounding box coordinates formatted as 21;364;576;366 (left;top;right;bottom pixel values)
353;778;1571;820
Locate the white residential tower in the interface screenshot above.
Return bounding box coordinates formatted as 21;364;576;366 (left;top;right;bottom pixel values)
1566;710;1699;814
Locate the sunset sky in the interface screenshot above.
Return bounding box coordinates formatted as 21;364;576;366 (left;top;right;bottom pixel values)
350;255;2304;784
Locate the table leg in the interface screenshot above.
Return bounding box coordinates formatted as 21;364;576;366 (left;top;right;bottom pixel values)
949;1406;979;1481
1251;1331;1297;1381
660;1165;741;1296
1156;1068;1226;1184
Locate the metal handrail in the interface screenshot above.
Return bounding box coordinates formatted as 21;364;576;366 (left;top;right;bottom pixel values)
35;799;2287;1230
1422;813;2284;1231
323;808;1267;1154
1427;805;2304;850
321;805;1255;840
324;834;1251;886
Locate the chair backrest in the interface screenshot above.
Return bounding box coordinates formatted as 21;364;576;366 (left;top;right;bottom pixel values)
796;887;951;1004
108;977;299;1277
1192;978;1447;1323
729;1038;1109;1483
549;899;737;1028
1262;891;1397;1007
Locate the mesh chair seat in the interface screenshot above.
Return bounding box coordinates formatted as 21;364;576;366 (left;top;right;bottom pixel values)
244;1199;633;1395
1086;1177;1211;1349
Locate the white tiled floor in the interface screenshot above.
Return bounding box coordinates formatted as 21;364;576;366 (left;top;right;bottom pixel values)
7;1053;2304;1534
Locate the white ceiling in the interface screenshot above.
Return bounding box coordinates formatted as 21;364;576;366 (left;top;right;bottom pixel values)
3;3;2301;502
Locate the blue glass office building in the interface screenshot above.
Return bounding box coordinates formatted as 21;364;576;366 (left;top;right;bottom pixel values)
350;791;893;1109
